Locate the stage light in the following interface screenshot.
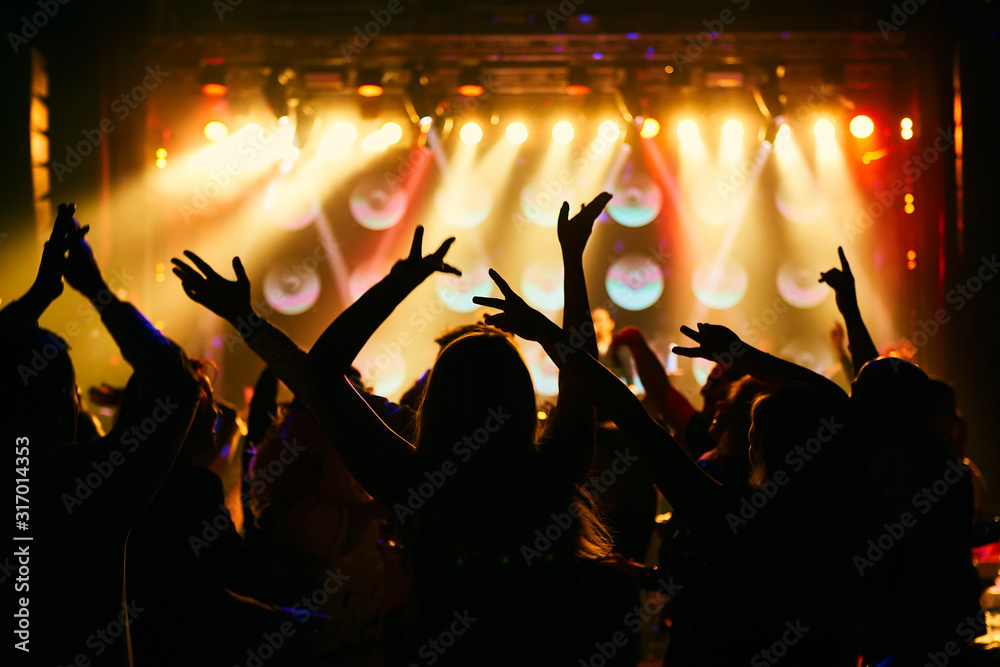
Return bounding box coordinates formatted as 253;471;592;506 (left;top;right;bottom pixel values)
199;59;227;96
506;122;528;144
676;120;699;142
356;68;384;97
317;122;357;159
722;119;744;142
460;121;483;145
639;117;660;139
156;158;167;169
906;250;917;260
565;67;591;96
904;193;914;203
552;121;574;144
813;119;835;141
419;116;433;129
203;121;229;143
901;119;913;140
599;120;620;141
773;124;792;152
850;115;874;139
458;66;485;96
904;203;915;214
381;122;403;146
155;148;167;159
907;260;917;270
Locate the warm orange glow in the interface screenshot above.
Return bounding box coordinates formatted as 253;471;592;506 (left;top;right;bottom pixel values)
357;84;384;98
201;82;227;96
458;84;485;96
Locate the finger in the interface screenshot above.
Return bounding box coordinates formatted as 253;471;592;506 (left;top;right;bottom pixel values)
838;246;851;275
232;257;249;283
441;263;462;276
471;296;506;310
69;225;90;241
671;346;704;358
172;267;194;286
585;191;613;215
183;251;221;279
432;236;456;260
484;313;510;332
487;268;515;298
679;325;702;342
409;226;424;260
558;201;569;226
170;259;202;282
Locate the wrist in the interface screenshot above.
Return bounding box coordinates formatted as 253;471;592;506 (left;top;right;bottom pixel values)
84;279;113;304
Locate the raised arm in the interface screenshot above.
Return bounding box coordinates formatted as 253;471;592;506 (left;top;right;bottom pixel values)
611;326;698;436
473;270;721;520
673;322;847;402
819;247;878;377
302;227;461;505
0;203;86;328
538;193;611;480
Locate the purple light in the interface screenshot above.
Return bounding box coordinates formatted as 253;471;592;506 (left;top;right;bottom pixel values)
781;31;791;39
554;44;563;52
579;14;592;23
593;52;603;60
646;46;655;54
627;32;639;40
211;336;223;348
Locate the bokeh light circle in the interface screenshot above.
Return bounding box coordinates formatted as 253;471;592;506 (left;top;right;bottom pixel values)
776;261;830;308
605;255;664;311
521;341;559;397
691;259;749;310
435;265;494;313
434;185;492;227
519;182;578;228
520;260;565;312
263;264;321;315
262;179;320;230
349;174;409;230
607;164;663;228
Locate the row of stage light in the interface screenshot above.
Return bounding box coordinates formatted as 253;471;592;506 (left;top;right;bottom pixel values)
180;113;913;161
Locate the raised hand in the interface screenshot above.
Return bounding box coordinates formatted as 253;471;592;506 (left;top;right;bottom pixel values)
389;225;461;283
672;323;743;361
472;269;558;343
172;251;251;322
557;192;612;258
610;326;645;355
818;247;858;314
61;207;107;300
32;203;80;301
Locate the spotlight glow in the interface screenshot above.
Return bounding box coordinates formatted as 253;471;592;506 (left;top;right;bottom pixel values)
552;121;575;144
773;124;792;152
721;119;744;143
505;122;528;145
203;121;229;142
380;122;403;146
901;118;913;130
639;117;660;139
317;122;357;159
599;121;620;141
813;119;835;142
357;84;383;98
676;120;699;143
850;115;874;139
901;127;913;140
460;122;483;145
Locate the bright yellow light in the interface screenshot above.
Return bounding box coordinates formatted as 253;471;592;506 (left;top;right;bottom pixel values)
537;410;547;420
381;122;403;146
155;262;165;272
155;272;165;282
154;320;164;330
904;203;915;214
552;121;574;144
773;124;791;153
318;122;357;159
155;158;167;169
722;119;744;143
204;121;229;142
676;120;699;142
505;122;528;144
460;122;483;145
901;118;913;130
850;115;874;139
599;120;620;141
813;119;835;142
901;127;913;140
640;117;660;139
904;193;914;204
155;148;167;159
906;250;917;260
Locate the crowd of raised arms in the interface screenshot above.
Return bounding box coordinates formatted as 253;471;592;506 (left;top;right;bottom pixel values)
0;197;985;667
